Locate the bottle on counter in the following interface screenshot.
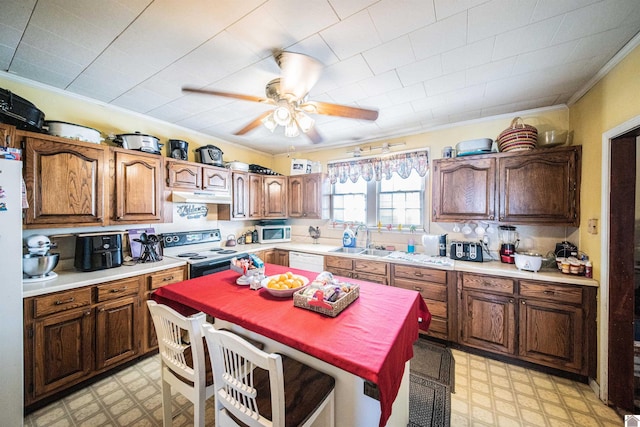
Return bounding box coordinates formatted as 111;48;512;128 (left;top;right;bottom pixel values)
245;230;252;244
252;228;258;243
585;260;593;278
407;238;415;253
343;225;355;248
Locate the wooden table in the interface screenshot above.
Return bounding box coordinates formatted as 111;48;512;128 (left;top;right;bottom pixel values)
152;264;430;427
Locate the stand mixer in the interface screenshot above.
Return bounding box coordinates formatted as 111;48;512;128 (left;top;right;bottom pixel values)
23;235;59;282
498;225;519;264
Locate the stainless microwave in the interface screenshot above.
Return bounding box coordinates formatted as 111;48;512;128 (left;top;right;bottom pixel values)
256;225;291;243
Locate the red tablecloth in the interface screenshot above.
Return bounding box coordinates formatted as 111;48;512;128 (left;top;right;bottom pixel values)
151;264;431;427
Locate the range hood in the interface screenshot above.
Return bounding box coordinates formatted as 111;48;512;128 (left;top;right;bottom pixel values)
171;190;232;205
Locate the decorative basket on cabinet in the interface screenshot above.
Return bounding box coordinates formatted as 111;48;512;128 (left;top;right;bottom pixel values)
497;117;538;152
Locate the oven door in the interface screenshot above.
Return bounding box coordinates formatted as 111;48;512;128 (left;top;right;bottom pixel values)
189;254;247;278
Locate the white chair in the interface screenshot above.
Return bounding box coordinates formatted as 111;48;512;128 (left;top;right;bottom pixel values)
146;300;214;427
202;324;335;427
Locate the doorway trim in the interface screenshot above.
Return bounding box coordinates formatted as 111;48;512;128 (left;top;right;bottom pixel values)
600;114;640;402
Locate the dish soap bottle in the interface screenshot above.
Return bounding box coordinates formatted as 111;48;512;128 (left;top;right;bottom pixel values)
343;225;356;248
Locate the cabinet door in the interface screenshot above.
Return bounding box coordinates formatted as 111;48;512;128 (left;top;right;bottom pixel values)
230;172;249;219
498;147;580;225
95;295;140;370
23;136;106;226
460;290;515;355
263;176;288;218
112;149;163;223
518;298;583;373
288;176;304;217
166;159;201;189
202;165;230;192
0;123;15;148
432;157;496;221
33;308;93;398
275;249;289;266
248;174;263;219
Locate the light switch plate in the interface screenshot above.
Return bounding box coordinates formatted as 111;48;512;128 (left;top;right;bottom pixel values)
588;218;598;234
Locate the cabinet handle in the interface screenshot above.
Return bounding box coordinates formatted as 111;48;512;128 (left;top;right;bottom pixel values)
55;297;75;305
521;300;526;305
353;273;358;279
510;299;515;304
414;272;423;277
162;276;174;282
110;287;127;293
482;282;496;287
84;311;91;316
543;290;555;295
413;286;423;292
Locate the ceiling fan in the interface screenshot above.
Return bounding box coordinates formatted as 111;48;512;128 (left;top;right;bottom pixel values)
182;50;379;144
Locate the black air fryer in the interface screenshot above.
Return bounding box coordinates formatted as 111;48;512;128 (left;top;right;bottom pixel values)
75;233;123;271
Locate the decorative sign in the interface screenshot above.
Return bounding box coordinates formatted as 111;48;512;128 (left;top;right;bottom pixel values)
177;204;208;219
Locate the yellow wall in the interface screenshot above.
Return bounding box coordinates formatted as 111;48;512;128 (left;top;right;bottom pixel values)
569;43;640;281
0;74;269;166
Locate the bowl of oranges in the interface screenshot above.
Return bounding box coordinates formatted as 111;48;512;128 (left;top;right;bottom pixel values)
261;272;310;297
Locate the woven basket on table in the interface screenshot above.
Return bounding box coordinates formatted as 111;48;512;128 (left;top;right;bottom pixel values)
496;117;538;152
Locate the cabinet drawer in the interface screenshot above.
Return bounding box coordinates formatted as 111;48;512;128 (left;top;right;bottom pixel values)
393;265;447;284
427;317;448;335
463;273;514;295
519;281;583;305
394;277;447;301
354;259;388;276
424;299;447;318
149;267;185;290
327;267;352;279
33;288;92;318
352;271;388;285
96;276;141;302
325;256;353;270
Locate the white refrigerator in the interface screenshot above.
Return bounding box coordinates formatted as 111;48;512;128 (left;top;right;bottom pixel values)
0;158;24;426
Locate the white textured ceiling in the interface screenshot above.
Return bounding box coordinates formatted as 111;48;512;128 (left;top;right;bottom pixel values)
1;0;639;154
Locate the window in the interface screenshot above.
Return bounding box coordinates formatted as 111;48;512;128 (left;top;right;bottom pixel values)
328;149;430;228
331;169;426;228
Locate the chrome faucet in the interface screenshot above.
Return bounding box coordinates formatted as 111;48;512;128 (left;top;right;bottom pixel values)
354;224;371;248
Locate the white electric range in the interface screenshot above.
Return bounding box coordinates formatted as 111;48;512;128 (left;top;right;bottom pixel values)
161;229;247;278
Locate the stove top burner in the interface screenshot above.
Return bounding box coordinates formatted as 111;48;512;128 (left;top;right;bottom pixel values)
177;252;199;257
189;255;208;260
210;248;224;252
218;249;237;254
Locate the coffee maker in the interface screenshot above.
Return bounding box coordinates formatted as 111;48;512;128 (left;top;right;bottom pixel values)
168;139;188;160
498;225;519;264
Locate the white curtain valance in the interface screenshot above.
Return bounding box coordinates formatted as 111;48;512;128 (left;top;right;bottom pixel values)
327;150;429;184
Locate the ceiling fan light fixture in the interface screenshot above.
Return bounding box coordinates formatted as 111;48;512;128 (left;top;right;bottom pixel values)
284;121;300;138
295;111;314;133
273;106;292;126
261;112;277;132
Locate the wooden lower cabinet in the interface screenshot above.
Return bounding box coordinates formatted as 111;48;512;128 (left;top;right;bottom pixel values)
392;264;455;340
458;272;596;376
263;249;289;266
324;255;389;285
24;265;187;409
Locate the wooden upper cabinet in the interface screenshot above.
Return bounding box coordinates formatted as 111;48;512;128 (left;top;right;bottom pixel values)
202;164;230;192
0;123;15;148
111;148;163;223
165;159;201;189
231;171;249;219
432;157;496;222
23;135;107;227
432;146;581;226
263;175;287;218
498;146;580;225
248;173;264;219
289;173;326;219
165;158;230;194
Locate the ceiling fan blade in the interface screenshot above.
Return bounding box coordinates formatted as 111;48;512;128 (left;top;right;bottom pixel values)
302;101;379;121
305;127;323;144
275;51;323;99
183;86;268;103
234;111;273;135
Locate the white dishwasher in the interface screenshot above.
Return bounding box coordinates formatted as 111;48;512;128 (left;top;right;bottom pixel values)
288;251;325;273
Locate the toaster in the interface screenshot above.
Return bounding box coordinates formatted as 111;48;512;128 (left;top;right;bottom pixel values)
449;241;484;262
75;233;123;272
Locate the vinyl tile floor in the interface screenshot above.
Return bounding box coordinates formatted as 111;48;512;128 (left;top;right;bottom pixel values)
24;350;623;427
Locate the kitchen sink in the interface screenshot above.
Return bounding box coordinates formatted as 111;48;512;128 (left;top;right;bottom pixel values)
360;249;392;257
329;247;365;254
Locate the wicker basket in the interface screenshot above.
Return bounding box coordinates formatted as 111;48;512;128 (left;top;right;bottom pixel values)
293;284;359;317
497;117;538;152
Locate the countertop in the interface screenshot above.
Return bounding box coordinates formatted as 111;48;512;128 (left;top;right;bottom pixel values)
23;241;598;298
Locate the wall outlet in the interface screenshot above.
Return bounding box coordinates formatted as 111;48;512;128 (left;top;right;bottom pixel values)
588;218;598;234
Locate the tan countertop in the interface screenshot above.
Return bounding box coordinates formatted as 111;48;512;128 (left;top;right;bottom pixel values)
23;241;597;298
